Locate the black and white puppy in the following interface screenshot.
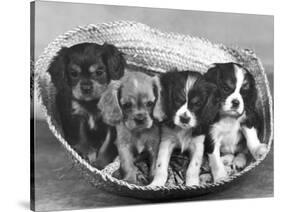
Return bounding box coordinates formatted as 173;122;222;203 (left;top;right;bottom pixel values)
204;62;268;182
150;71;219;186
47;42;125;168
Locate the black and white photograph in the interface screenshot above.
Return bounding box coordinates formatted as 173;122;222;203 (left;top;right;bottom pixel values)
31;1;274;211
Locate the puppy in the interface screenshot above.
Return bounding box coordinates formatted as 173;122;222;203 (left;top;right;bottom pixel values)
150;71;219;186
98;69;162;184
204;62;268;182
47;42;126;168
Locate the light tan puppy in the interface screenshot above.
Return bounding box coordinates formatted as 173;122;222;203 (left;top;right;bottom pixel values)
98;68;163;184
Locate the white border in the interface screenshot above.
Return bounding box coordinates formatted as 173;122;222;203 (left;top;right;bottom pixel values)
0;0;279;212
44;0;276;15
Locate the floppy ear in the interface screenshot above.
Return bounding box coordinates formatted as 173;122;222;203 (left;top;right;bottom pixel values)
102;43;126;80
245;71;258;110
47;47;69;92
204;63;222;85
98;81;123;126
200;82;220;126
152;76;166;122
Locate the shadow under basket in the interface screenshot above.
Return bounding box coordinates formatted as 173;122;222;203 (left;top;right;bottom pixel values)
35;21;273;200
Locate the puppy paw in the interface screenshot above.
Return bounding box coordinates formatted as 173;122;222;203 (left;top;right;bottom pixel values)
91;158;109;170
73;143;96;161
225;165;235;175
253;143;268;160
199;173;212;184
123;173;137;185
87;151;97;164
186;176;199;186
221;154;234;166
148;177;166;187
148;169;157;183
213;167;228;183
233;154;247;171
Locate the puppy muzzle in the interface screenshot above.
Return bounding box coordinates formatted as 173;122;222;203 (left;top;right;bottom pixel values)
134;113;147;125
80;81;93;94
179;115;191;125
125;114;153;131
221;98;244;118
73;80;108;101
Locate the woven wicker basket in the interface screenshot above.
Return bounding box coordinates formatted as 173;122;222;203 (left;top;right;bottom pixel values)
35;21;273;200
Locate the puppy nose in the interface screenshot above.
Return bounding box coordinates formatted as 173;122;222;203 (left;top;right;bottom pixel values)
80;82;93;94
180;115;190;124
134;113;146;124
232;99;240;108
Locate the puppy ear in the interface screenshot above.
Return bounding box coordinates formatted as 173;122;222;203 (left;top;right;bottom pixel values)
204;63;222;85
245;71;258;110
47;47;69;91
98;81;123;126
200;82;220;126
102;43;126;80
152;76;166;122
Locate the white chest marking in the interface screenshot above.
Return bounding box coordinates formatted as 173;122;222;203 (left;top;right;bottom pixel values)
135;138;145;153
88;115;95;130
178;130;193;153
211;117;242;154
72;101;96;130
134;130;156;154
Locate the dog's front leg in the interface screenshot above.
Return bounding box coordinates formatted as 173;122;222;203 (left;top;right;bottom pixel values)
241;126;267;160
149;140;175;187
118;143;138;184
208;141;227;182
92;128;118;169
185;135;204;186
74;120;96;160
147;140;160;181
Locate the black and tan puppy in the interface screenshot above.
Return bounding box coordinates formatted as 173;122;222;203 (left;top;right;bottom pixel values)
204;63;268;182
47;42;126;169
98;69;162;184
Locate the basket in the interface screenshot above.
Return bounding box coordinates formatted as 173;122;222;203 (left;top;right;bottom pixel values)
35;21;273;200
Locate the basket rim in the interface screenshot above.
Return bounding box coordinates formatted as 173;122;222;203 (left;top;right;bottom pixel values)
34;20;273;193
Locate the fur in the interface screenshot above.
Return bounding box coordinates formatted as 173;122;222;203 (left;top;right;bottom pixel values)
204;62;268;182
98;69;161;185
47;42;126;169
150;70;219;186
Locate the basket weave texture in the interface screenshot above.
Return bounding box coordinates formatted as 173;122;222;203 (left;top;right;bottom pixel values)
35;21;273;199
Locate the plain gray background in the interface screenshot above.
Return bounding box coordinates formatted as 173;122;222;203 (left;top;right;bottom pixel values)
34;1;273;120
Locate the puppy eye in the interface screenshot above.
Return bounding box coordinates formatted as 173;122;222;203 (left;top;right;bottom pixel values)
70;71;79;78
191;99;202;107
222;83;232;92
242;82;250;91
241;85;250;96
175;99;185;108
146;101;154;107
95;69;104;76
194;101;202;107
123;102;132;109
